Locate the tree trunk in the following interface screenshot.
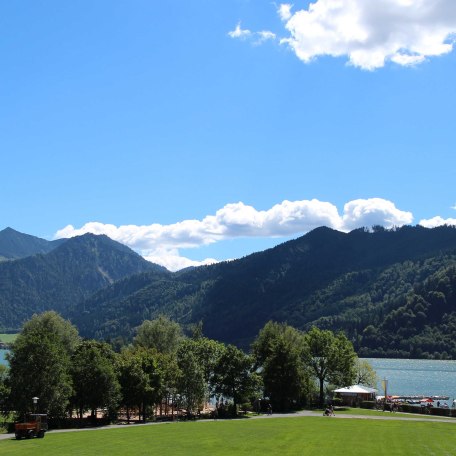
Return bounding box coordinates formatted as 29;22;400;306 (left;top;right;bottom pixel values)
319;378;325;408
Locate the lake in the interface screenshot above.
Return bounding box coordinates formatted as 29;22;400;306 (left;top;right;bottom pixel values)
367;358;456;405
0;349;8;365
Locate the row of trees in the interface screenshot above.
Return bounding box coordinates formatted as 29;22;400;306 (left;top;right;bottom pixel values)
0;312;375;422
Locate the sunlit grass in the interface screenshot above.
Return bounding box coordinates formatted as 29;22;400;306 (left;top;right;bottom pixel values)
0;333;17;344
2;415;456;455
316;407;456;420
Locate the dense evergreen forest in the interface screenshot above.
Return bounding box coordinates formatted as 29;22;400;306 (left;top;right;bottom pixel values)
72;225;456;358
1;225;456;359
0;231;165;329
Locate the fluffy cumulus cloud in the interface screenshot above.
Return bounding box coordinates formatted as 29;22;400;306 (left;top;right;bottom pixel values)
342;198;413;230
55;198;413;271
419;216;456;228
231;0;456;70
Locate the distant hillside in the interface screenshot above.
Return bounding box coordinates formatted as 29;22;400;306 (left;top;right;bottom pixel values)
0;227;63;260
72;225;456;358
0;233;167;330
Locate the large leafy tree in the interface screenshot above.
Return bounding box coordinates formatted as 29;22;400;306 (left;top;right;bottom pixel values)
303;327;356;406
118;347;162;422
213;344;260;415
133;315;183;354
70;340;120;420
187;337;226;396
252;321;308;412
354;358;378;388
7;311;80;417
176;340;206;415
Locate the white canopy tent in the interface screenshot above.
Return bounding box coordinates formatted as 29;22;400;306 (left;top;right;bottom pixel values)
333;385;377;405
334;385;377;395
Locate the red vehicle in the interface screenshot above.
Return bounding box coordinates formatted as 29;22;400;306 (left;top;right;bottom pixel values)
15;413;48;439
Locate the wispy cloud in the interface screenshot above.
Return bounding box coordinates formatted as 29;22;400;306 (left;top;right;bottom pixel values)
228;22;252;39
55;198;413;270
235;1;456;70
228;22;276;45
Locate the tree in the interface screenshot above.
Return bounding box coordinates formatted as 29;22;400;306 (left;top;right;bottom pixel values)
187;337;226;396
176;340;206;415
118;347;161;422
133;315;184;354
70;340;120;420
354;358;378;388
213;345;260;415
7;312;80;417
303;327;356;407
117;352;149;423
252;321;310;412
0;364;9;414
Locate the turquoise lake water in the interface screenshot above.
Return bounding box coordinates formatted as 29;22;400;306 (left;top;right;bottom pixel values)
0;349;8;365
367;358;456;403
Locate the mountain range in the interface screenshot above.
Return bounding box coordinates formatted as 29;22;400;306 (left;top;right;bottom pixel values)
0;228;165;330
1;225;456;358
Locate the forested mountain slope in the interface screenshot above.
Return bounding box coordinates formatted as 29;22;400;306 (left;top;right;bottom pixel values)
73;225;456;357
0;227;63;260
0;233;167;330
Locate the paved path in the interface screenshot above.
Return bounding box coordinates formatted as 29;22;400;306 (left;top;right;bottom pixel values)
2;410;455;441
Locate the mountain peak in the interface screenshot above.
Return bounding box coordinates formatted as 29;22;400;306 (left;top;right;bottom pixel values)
0;227;59;260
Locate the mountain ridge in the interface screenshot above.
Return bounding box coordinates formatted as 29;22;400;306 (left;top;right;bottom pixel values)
72;225;456;357
0;227;64;260
0;232;167;330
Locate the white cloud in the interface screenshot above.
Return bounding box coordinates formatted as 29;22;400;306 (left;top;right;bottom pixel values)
240;1;456;69
228;22;252;39
418;216;456;228
228;22;276;45
257;31;277;42
143;247;218;272
278;4;293;22
55;197;413;271
342;198;413;230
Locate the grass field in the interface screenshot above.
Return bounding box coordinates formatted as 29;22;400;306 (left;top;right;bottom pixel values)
1;416;456;455
314;407;456;420
0;333;17;344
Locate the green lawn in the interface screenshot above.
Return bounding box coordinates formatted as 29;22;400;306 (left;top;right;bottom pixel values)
1;416;456;455
314;407;455;420
0;333;17;344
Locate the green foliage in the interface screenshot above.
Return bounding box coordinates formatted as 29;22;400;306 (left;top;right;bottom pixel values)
354;358;378;387
252;322;309;411
212;345;260;414
0;364;9;414
133;315;183;354
118;346;162;422
7;312;80;417
176;340;206;414
70;340;120;419
303;327;356;406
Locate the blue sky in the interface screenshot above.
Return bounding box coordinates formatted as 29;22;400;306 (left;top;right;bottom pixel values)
1;1;456;270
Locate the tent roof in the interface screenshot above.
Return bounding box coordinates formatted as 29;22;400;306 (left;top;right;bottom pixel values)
334;385;377;394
